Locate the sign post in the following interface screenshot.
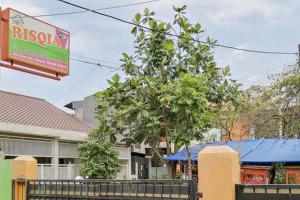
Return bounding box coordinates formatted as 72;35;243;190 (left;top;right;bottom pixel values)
0;8;70;80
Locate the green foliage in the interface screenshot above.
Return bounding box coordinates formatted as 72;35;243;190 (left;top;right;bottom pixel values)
79;133;122;179
271;64;300;138
175;172;182;179
94;5;242;176
272;163;286;184
159;74;210;147
243;62;300;139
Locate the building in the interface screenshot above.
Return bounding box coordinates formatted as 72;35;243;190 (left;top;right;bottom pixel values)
166;138;300;184
0;90;91;179
65;95;149;179
221;117;252;141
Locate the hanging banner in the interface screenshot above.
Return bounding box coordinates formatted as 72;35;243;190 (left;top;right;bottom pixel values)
1;8;70;76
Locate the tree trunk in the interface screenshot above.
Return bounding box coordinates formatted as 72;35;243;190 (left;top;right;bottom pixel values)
186;145;192;180
171;161;177;179
166;161;172;179
151;145;172;178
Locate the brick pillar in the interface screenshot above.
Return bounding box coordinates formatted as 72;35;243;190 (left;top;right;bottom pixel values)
198;146;240;200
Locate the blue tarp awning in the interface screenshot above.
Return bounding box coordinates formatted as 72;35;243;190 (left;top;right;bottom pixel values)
165;138;300;163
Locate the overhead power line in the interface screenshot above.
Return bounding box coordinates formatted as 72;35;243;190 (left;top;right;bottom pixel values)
57;0;297;55
237;59;298;82
57;66;99;103
58;58;121;104
70;57;122;72
31;0;166;18
71;54;122;66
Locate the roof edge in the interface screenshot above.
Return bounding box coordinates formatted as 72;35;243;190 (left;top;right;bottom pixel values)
0;122;88;142
0;90;45;101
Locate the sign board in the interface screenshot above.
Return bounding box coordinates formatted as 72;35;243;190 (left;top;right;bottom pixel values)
286;167;300;184
1;8;70;76
241;165;271;184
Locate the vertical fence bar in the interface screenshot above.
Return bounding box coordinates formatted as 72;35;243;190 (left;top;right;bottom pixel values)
26;181;30;200
179;181;182;199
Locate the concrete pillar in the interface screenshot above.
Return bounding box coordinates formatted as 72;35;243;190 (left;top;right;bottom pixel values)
40;164;44;179
67;163;74;179
198;146;240;200
0;156;37;200
147;157;152;179
52;139;59;179
135;162;139;180
128;147;132;179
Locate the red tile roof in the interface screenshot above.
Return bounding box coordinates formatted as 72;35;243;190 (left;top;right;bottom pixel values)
0;90;92;133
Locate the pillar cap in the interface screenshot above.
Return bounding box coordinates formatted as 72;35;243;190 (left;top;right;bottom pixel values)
200;146;237;154
14;156;36;161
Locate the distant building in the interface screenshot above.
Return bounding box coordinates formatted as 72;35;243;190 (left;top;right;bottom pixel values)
0;90;91;179
221;117;252;141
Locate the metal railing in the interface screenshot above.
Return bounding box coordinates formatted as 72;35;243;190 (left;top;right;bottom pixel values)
38;164;129;180
25;179;198;199
236;184;300;200
38;164;81;179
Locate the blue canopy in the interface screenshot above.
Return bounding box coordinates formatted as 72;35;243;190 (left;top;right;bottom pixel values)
165;138;300;163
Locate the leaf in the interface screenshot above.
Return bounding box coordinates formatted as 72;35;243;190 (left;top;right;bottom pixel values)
194;23;201;33
122;53;130;60
223;66;230;75
164;39;174;52
173;5;187;13
158;22;165;30
148;18;156;28
135;13;141;22
144;8;150;16
131;26;137;35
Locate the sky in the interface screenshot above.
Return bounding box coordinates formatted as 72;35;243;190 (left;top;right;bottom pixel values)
0;0;299;111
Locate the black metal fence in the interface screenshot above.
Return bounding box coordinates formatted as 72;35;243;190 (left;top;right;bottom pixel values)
236;184;300;200
23;179;198;200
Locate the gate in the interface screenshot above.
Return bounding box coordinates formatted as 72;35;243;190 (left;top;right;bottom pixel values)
236;184;300;200
22;179;198;200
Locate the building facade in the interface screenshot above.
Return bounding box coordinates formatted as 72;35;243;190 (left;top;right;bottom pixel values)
0;90;91;179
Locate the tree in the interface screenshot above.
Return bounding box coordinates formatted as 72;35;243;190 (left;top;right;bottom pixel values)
244;86;281;139
237;62;300;139
219;85;275;140
270;63;300;138
79;100;122;179
96;6;242;179
159;73;211;177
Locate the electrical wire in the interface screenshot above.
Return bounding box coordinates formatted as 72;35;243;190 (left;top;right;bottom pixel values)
70;58;122;72
241;61;298;88
69;57;298;82
237;59;298;82
57;66;99;103
71;54;122;66
28;0;167;18
235;59;298;89
56;57;122;104
57;0;298;55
